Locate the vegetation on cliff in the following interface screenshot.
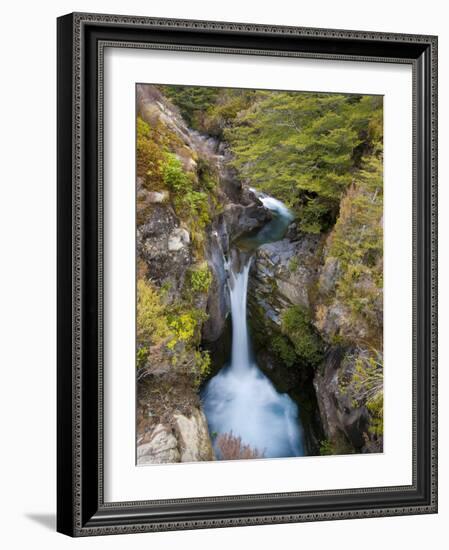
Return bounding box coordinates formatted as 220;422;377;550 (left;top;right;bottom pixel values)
136;98;219;390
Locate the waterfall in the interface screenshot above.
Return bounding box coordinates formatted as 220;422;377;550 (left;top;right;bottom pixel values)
201;193;305;460
229;257;252;371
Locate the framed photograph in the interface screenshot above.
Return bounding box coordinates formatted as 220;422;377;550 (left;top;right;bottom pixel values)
57;12;438;536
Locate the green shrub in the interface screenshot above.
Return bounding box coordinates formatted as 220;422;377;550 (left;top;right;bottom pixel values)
271;334;297;368
136;345;149;371
319;439;335;456
193;350;211;386
280;305;324;366
189;264;213;293
136;117;165;189
367;392;383;437
161;153;211;239
326;158;383;343
288;257;299;273
350;349;383;436
162;153;191;193
161;86;222;129
197;157;219;190
136;279;170;345
167;312;197;349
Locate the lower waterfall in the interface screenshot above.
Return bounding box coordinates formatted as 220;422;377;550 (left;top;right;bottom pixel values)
201;195;305;459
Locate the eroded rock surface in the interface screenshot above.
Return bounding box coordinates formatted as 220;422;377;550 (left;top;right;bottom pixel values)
137;409;215;465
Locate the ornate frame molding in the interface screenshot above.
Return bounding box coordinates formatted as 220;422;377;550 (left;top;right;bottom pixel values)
57;12;438;536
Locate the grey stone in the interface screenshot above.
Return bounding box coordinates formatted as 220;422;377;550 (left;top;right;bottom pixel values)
174;409;215;462
137;425;180;464
147;190;169;204
168;227;190;251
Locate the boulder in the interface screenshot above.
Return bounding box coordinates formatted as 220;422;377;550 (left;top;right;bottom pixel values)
168;227;190;251
147;190;169;204
174;409;215;462
137;424;180;464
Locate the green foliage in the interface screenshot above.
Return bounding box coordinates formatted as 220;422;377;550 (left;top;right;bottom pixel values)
319;439;335;456
193;350;212;387
197;157;219;190
136;116;165;189
270;334;297;368
224;92;383;232
161;85;255;137
201;89;256;136
136;345;149;371
167;312;198;349
189;264;213;293
280;306;324;367
340;348;383;437
161;85;222;129
367;392;383;437
326;157;383;342
161;152;192;193
288;256;299;273
352;350;383;437
161;153;211;245
136;279;171;345
319;436;355;456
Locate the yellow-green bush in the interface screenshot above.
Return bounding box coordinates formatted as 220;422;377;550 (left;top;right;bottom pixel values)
189;264;213;293
136;279;171;345
193;350;211;387
136;117;165;189
167;313;197;349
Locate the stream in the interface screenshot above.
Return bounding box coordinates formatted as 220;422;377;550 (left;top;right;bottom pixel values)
201;193;305;459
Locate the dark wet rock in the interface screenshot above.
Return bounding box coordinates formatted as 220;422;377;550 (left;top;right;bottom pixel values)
222;203;272;242
202;231;230;343
313;347;382;453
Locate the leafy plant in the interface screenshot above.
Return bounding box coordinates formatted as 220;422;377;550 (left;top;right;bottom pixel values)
193;350;211;386
161;153;211;243
136;117;165;189
319;439;335;456
271;334;297;368
288;256;300;273
189;264;213;293
325;157;383;342
136;279;170;345
280;305;324;367
136;345;149;371
167;313;198;349
340;348;384;437
161;152;191;193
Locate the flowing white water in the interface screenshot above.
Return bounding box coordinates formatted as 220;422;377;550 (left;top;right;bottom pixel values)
202;194;304;459
229;259;252;371
258;194;295;222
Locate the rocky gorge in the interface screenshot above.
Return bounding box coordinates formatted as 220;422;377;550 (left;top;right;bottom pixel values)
136;84;384;464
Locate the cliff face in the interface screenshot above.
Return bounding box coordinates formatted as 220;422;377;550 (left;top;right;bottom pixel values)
136;85;269;464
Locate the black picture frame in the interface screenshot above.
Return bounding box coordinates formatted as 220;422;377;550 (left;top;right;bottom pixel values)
57;12;438;536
